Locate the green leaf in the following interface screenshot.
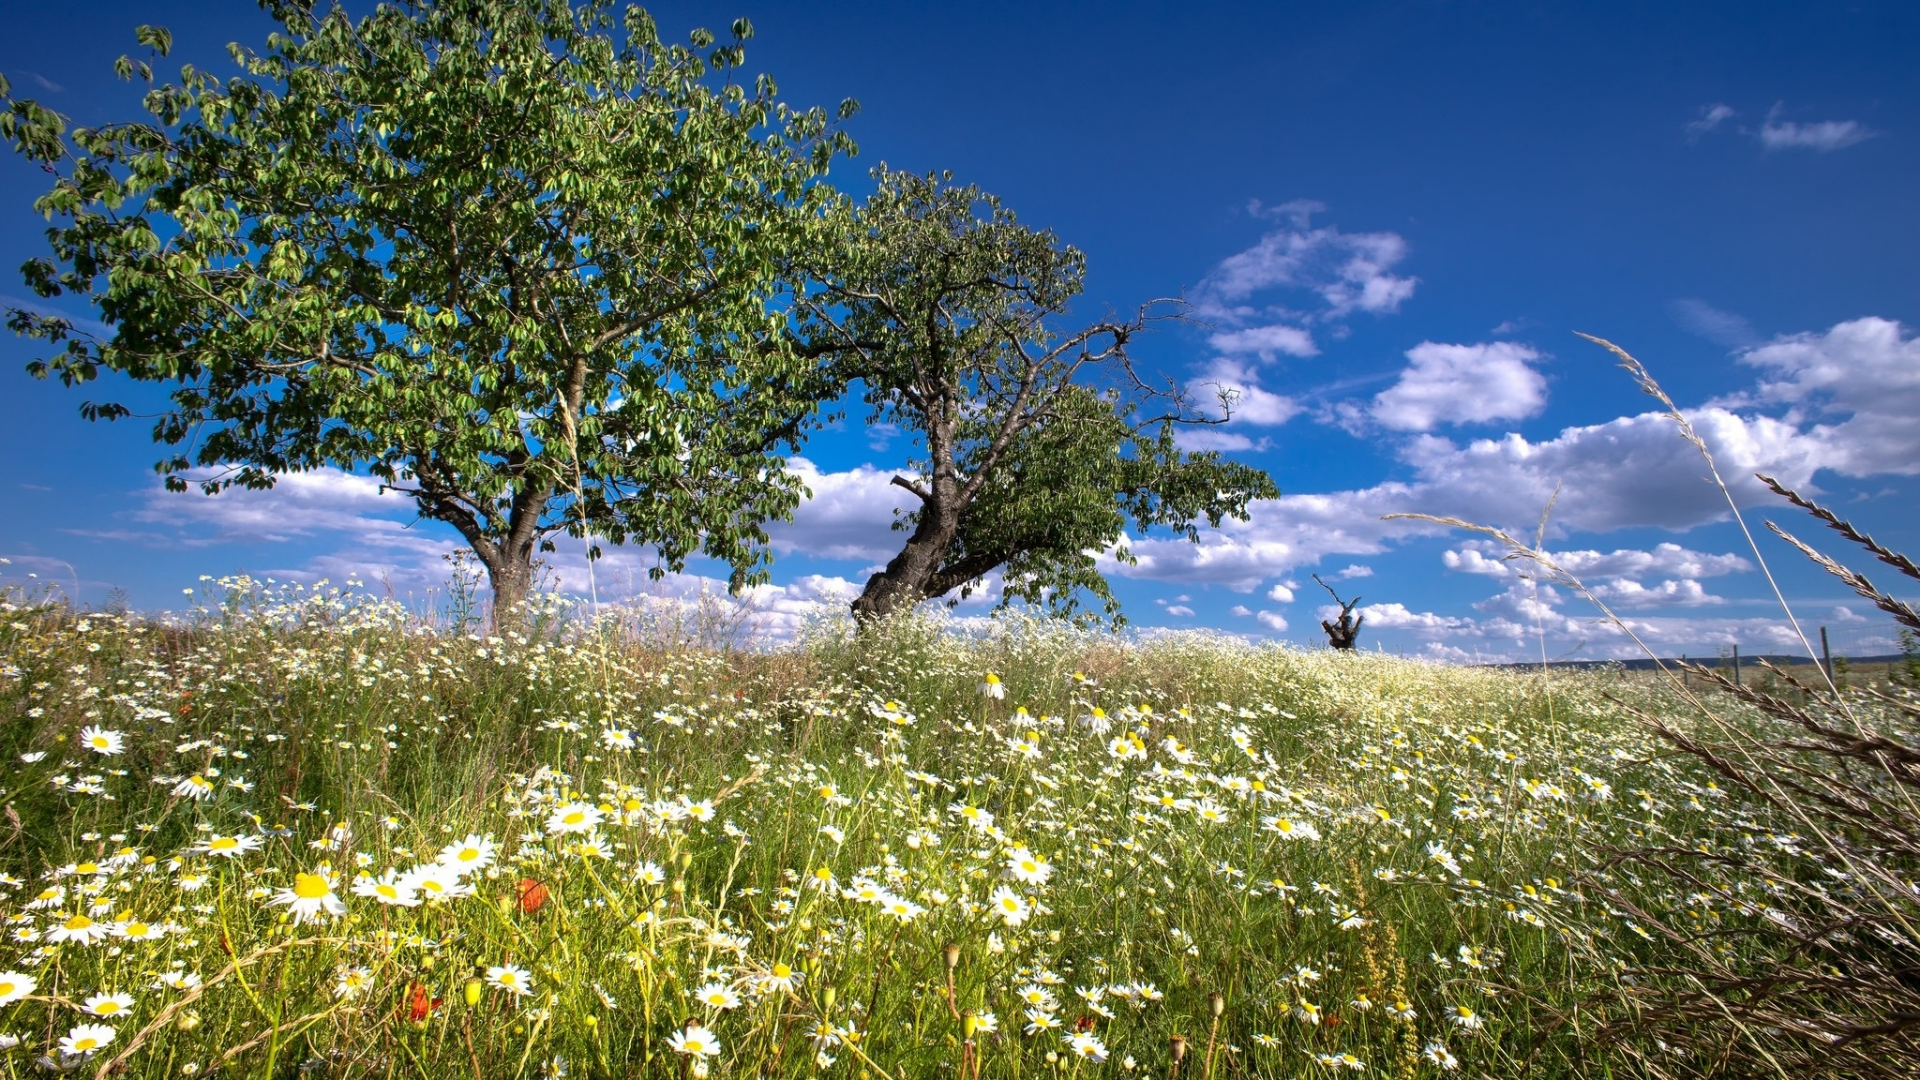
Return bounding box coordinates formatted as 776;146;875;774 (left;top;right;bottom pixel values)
4;0;858;631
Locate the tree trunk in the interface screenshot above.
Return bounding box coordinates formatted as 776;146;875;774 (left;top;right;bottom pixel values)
850;505;957;623
483;551;535;637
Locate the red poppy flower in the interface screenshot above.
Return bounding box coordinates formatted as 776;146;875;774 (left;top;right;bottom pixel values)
517;878;550;913
402;982;441;1023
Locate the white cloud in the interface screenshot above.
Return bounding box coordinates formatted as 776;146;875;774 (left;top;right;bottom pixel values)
1256;611;1289;633
1332;564;1373;580
1369;341;1546;432
1265;582;1295;603
1588;578;1725;608
765;458;905;561
1549;542;1752;580
122;469;419;547
1208;324;1318;360
1758;103;1874;152
1108;398;1825;593
1229;604;1252;617
1172;428;1269;453
1444;540;1752;582
1345;602;1471;633
1441;547;1511;576
1729;317;1920;476
1196;358;1305;427
1194;201;1417;324
1393;407;1826;533
1685;102;1736;139
1669;298;1759;349
1165;605;1195;617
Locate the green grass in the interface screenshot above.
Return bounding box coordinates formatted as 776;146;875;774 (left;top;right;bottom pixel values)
0;574;1898;1078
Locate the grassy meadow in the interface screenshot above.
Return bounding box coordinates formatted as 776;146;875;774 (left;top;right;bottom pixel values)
0;573;1913;1078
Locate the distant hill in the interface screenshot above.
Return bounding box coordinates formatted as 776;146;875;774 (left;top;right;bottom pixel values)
1487;654;1905;672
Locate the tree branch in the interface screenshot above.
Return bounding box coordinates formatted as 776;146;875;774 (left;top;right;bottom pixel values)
889;474;930;502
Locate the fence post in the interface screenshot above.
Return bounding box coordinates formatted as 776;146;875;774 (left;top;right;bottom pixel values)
1682;653;1690;689
1733;645;1741;688
1820;625;1834;685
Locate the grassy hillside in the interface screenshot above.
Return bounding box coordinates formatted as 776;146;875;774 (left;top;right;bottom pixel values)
0;577;1913;1077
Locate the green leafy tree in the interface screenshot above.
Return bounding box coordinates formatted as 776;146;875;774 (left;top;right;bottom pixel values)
1;0;858;630
798;168;1279;624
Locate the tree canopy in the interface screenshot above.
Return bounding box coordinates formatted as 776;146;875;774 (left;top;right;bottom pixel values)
801;168;1279;625
1;0;858;628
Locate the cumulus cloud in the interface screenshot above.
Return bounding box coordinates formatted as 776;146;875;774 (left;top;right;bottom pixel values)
1758;103;1874;152
1107;397;1825;593
1256;611;1289;633
1588;578;1724;607
1265;582;1295;603
1368;341;1546;432
1344;602;1472;633
1444;540;1751;582
1727;317;1920;476
765;458;905;562
1195;358;1306;427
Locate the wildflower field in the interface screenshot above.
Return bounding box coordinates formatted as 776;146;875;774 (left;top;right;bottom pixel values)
1;576;1914;1078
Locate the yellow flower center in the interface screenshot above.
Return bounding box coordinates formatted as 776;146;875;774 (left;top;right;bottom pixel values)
95;1001;121;1014
75;862;99;874
209;838;238;851
563;811;585;826
72;1036;98;1052
499;972;517;985
0;981;13;995
292;874;330;900
772;963;791;979
125;922;150;937
63;915;92;931
457;848;478;862
376;884;399;900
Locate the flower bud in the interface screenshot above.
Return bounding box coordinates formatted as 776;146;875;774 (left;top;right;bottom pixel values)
943;942;960;971
1208;991;1225;1018
463;978;483;1007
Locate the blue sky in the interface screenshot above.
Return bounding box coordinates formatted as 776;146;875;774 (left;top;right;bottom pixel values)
2;1;1916;660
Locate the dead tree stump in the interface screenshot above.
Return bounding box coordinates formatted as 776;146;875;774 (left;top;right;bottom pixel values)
1314;574;1365;651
